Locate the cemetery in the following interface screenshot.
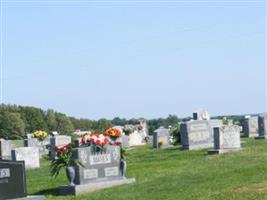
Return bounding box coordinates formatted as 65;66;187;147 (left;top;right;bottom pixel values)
0;110;266;199
0;2;264;199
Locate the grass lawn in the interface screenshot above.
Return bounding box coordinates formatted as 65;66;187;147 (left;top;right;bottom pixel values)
26;138;267;200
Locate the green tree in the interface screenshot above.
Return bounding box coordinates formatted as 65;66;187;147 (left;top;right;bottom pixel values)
93;119;113;132
45;109;57;132
55;113;74;135
19;106;47;132
0;111;25;139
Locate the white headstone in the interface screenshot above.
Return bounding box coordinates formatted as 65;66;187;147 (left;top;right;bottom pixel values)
11;147;40;169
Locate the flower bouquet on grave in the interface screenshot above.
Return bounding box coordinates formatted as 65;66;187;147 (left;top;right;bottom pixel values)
104;127;122;144
158;140;163;148
80;133;109;153
50;144;84;185
32;130;48;141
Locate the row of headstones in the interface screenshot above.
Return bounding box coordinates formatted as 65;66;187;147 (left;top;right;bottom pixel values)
1;133;134;170
152;112;267;153
0;135;72;169
152;120;241;154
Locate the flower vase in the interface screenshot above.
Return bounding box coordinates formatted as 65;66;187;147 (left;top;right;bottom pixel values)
66;166;75;186
120;160;127;176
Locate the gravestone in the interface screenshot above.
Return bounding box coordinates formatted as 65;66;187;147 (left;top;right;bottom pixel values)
209;119;223;135
153;127;172;148
59;145;135;195
24;138;49;158
256;113;267;139
243;116;259;137
128;131;146;146
193;110;210;120
11;147;40;169
50;135;71;160
0;160;45;200
121;135;129;148
0;139;12;160
208;125;241;154
181;120;211;150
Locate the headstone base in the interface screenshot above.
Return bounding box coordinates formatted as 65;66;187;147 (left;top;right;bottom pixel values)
255;136;267;139
10;195;45;200
183;144;212;150
208;148;241;154
59;177;135;196
245;133;259;138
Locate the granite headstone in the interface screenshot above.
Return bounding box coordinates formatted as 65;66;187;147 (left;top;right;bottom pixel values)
11;147;40;169
50;135;71;159
0;139;12;160
24;138;49;158
153;127;172;148
257;113;267;139
0;160;45;200
59;145;135;195
243;116;259;137
209;125;241;154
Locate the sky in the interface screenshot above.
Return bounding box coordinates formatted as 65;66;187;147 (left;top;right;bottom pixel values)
0;0;266;119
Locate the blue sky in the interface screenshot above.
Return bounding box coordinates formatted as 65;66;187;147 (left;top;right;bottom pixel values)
1;1;266;119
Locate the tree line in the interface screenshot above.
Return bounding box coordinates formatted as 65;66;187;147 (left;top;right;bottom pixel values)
0;104;245;140
0;104;183;140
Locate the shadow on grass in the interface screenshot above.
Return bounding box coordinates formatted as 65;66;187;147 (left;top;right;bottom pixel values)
32;187;59;196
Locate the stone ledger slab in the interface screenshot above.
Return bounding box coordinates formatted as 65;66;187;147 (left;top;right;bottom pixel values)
59;177;135;196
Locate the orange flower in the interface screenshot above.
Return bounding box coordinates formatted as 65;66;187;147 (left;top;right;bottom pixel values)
104;128;122;137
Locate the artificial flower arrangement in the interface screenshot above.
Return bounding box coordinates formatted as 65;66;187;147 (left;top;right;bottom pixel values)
50;144;84;179
158;140;163;148
104;127;122;138
32;130;48;141
80;133;109;152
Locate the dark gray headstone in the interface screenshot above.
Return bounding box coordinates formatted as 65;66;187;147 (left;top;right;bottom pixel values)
209;125;241;154
0;160;27;199
153;127;172;148
258;113;267;138
0;139;12;160
243;116;259;137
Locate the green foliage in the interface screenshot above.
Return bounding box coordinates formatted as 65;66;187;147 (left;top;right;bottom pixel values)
93;118;113;132
19;106;48;133
0;111;25;139
50;144;83;178
170;126;180;144
55;113;74;135
147;115;181;134
0;104;114;139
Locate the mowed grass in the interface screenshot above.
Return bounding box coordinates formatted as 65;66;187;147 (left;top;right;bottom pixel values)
26;138;267;200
